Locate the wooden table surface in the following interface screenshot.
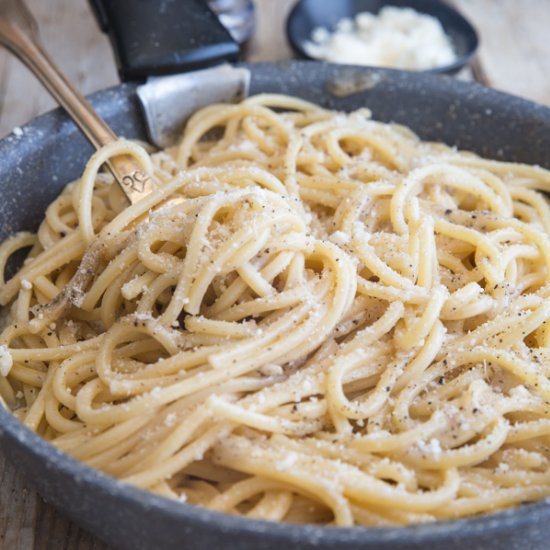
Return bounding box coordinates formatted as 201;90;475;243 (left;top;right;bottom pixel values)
0;1;549;548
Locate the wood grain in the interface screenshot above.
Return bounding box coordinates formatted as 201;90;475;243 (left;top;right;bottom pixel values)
455;0;550;105
246;0;296;62
0;0;117;137
0;0;549;548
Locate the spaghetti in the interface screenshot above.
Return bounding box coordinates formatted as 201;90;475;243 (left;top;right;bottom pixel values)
2;94;550;526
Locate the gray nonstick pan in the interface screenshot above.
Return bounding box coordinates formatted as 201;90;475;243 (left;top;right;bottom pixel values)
1;2;550;549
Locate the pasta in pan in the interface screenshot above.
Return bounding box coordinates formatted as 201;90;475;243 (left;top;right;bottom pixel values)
1;94;550;526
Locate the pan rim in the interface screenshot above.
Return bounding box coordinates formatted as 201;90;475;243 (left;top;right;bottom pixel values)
2;402;550;545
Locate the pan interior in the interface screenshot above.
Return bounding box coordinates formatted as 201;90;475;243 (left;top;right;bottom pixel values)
0;61;550;550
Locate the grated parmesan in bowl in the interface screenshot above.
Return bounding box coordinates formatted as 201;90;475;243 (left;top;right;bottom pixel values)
303;6;457;71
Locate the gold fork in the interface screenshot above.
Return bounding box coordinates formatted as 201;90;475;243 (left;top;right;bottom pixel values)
0;0;187;329
0;0;157;204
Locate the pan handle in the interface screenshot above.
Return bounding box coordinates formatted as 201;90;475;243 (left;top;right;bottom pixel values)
89;0;240;81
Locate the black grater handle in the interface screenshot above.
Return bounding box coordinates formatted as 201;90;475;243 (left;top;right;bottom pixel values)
89;0;240;81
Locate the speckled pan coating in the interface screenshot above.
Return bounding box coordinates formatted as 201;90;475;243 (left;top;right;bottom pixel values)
0;61;549;550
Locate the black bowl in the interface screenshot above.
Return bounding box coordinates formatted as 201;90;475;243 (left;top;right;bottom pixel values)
286;0;479;75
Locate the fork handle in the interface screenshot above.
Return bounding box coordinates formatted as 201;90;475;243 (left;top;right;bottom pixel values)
0;3;155;204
